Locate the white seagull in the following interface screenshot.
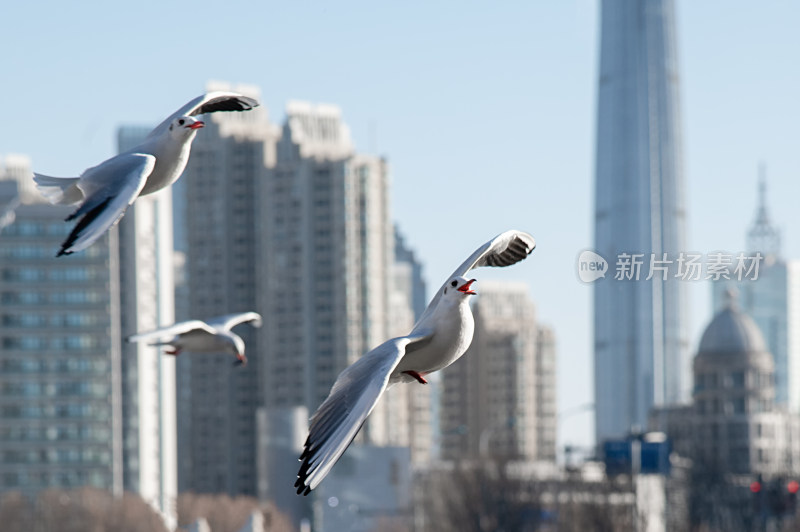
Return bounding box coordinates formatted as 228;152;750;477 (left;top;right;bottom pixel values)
295;229;536;495
126;312;263;367
33;92;260;256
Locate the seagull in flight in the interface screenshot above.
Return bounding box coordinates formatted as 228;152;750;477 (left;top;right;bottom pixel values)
295;229;536;495
126;312;262;367
33;92;260;256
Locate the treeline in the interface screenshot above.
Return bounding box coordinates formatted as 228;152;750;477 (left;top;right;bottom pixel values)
0;488;294;532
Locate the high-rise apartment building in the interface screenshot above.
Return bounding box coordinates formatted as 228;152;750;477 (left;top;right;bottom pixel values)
260;102;393;447
594;0;690;443
0;156;123;496
394;226;427;320
440;282;556;462
175;83;277;496
535;325;557;462
116;128;179;526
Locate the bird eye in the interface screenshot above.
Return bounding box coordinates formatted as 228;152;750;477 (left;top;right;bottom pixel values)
451;280;458;287
178;119;185;126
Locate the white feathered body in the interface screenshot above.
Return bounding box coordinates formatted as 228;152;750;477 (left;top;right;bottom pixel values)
136;131;195;195
169;329;234;353
392;295;474;383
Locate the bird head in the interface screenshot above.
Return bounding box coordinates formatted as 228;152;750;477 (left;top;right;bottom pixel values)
443;276;477;298
224;333;247;367
167;115;205;139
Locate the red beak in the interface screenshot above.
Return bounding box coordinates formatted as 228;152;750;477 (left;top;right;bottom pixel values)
187;121;205;130
458;279;477;295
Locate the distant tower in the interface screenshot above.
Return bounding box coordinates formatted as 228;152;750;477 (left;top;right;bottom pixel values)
712;170;800;411
593;0;690;443
746;163;781;257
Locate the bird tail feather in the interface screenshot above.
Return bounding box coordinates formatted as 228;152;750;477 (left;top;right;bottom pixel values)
33;174;83;205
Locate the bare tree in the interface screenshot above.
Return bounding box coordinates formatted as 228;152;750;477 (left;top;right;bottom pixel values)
0;491;33;532
177;492;294;532
687;460;755;532
0;488;170;532
419;459;546;532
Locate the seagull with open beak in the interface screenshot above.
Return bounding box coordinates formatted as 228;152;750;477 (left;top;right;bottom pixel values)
295;229;535;495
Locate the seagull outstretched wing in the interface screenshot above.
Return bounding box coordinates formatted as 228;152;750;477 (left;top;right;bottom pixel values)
296;332;432;495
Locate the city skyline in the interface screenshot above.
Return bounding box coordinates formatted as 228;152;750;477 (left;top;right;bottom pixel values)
3;2;800;452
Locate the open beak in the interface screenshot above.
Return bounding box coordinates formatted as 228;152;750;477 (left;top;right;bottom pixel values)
187;121;205;130
458;279;477;295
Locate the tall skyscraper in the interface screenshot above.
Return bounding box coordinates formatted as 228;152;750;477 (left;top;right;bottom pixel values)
0;157;123;496
116;128;179;527
712;174;800;412
175;82;277;496
440;282;556;462
593;0;689;443
260;101;393;445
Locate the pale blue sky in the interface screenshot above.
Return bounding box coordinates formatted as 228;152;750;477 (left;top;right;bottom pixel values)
2;1;800;452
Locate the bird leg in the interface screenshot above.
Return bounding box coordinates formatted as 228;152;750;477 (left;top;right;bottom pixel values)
164;348;181;356
402;370;428;384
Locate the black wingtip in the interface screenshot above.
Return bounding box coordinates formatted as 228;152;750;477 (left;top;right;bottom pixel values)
58;196;114;257
197;95;261;115
295;480;312;496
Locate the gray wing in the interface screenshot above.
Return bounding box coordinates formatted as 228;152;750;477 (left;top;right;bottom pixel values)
126;320;217;343
415;230;536;325
205;312;263;332
295;331;433;495
146;92;260;140
57;153;155;256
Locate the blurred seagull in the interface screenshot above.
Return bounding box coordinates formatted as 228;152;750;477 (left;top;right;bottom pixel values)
33;92;260;256
295;229;536;495
127;312;263;367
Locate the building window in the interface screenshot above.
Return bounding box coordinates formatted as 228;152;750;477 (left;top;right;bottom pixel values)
695;373;705;392
731;398;746;414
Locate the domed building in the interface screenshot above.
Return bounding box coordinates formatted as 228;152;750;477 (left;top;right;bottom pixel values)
691;290;796;475
650;290;800;477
